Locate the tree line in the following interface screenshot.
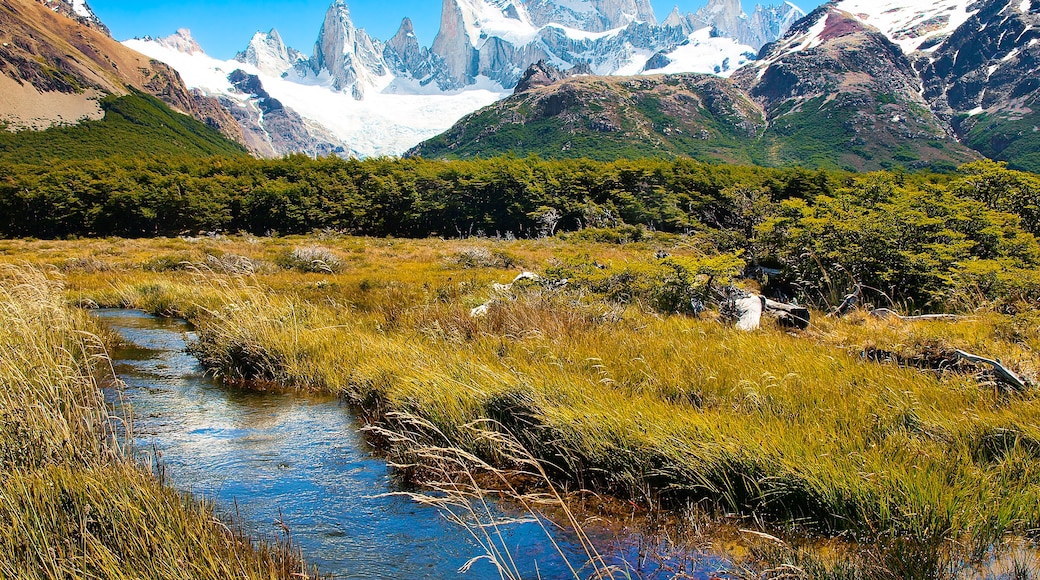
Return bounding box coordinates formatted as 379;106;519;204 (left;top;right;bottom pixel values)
1;154;1037;308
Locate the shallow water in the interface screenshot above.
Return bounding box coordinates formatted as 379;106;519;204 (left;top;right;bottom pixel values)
95;309;727;579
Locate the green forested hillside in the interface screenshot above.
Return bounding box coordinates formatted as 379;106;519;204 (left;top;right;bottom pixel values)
0;90;247;162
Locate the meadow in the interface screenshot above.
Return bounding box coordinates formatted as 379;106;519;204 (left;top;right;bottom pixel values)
2;230;1037;579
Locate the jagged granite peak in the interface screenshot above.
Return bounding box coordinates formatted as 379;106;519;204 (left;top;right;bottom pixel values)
385;17;423;71
692;0;804;50
382;17;458;91
663;5;688;30
744;2;805;50
732;5;978;170
524;0;658;31
694;0;744;32
235;28;306;77
312;0;387;99
37;0;110;35
430;0;489;86
157;28;205;55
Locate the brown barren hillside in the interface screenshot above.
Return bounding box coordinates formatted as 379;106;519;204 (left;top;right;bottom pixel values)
0;0;240;140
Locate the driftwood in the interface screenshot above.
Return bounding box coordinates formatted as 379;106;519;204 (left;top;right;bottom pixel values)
764;298;811;330
829;286;862;318
870;308;963;322
729;294;810;331
955;350;1030;392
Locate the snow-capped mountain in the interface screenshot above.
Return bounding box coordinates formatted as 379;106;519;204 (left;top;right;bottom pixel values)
39;0;109;35
235;29;307;78
688;0;805;50
124;30;508;158
834;0;979;54
309;0;388;99
124;0;804;158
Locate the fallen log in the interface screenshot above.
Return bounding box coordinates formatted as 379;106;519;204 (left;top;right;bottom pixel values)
954;350;1030;392
764;298;811;330
727;295;810;331
829;286;862;318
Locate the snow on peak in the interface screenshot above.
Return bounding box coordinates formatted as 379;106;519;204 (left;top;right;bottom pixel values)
71;0;91;18
157;28;204;55
238;29;304;77
455;0;539;49
663;5;684;28
646;26;756;77
834;0;978;53
122;36;508;158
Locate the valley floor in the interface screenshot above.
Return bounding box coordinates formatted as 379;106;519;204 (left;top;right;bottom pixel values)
2;233;1038;578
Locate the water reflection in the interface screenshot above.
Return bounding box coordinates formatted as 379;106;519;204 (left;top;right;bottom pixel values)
95;309;727;579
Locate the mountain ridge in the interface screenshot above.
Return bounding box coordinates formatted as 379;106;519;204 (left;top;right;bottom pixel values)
116;0;803;157
409;0;1040;172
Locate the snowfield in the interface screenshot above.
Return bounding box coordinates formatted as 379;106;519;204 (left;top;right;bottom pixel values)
835;0;978;53
125;38;509;157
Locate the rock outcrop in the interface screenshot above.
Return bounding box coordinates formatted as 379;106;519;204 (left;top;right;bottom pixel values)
310;0;387;99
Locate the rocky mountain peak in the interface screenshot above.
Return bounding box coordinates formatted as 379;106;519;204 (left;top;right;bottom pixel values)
236;29;305;77
691;0;804;50
157;28;204;55
663;5;686;28
311;0;387;99
37;0;110;36
382;15;457;91
513;60;593;93
524;0;658;31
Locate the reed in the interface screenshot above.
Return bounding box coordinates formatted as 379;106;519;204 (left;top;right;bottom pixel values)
0;265;315;579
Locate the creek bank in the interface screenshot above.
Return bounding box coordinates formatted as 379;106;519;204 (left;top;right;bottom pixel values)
97;309;740;578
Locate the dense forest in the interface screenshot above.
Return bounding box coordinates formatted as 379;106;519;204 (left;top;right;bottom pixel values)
1;155;1038;309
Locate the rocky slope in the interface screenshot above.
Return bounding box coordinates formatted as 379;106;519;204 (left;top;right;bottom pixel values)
731;5;979;170
410;5;988;172
916;0;1040;171
0;0;241;141
408;61;768;162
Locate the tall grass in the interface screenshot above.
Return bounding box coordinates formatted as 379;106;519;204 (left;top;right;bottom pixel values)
5;235;1039;578
0;265;314;579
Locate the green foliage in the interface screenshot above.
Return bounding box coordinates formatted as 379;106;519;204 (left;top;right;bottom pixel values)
0;90;247;162
1;153;1038;309
955;108;1040;173
757;170;1040;308
951;160;1040;236
544;251;745;313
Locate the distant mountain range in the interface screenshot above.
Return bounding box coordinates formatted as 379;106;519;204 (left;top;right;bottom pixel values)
2;0;1039;173
415;0;1040;172
119;0;802;158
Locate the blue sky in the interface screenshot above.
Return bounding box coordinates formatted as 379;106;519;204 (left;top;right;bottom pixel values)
91;0;826;59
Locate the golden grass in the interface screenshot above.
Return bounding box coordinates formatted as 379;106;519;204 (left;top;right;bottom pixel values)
3;235;1038;578
0;265;314;579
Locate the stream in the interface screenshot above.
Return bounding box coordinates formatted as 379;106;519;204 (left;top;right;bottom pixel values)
96;309;726;579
